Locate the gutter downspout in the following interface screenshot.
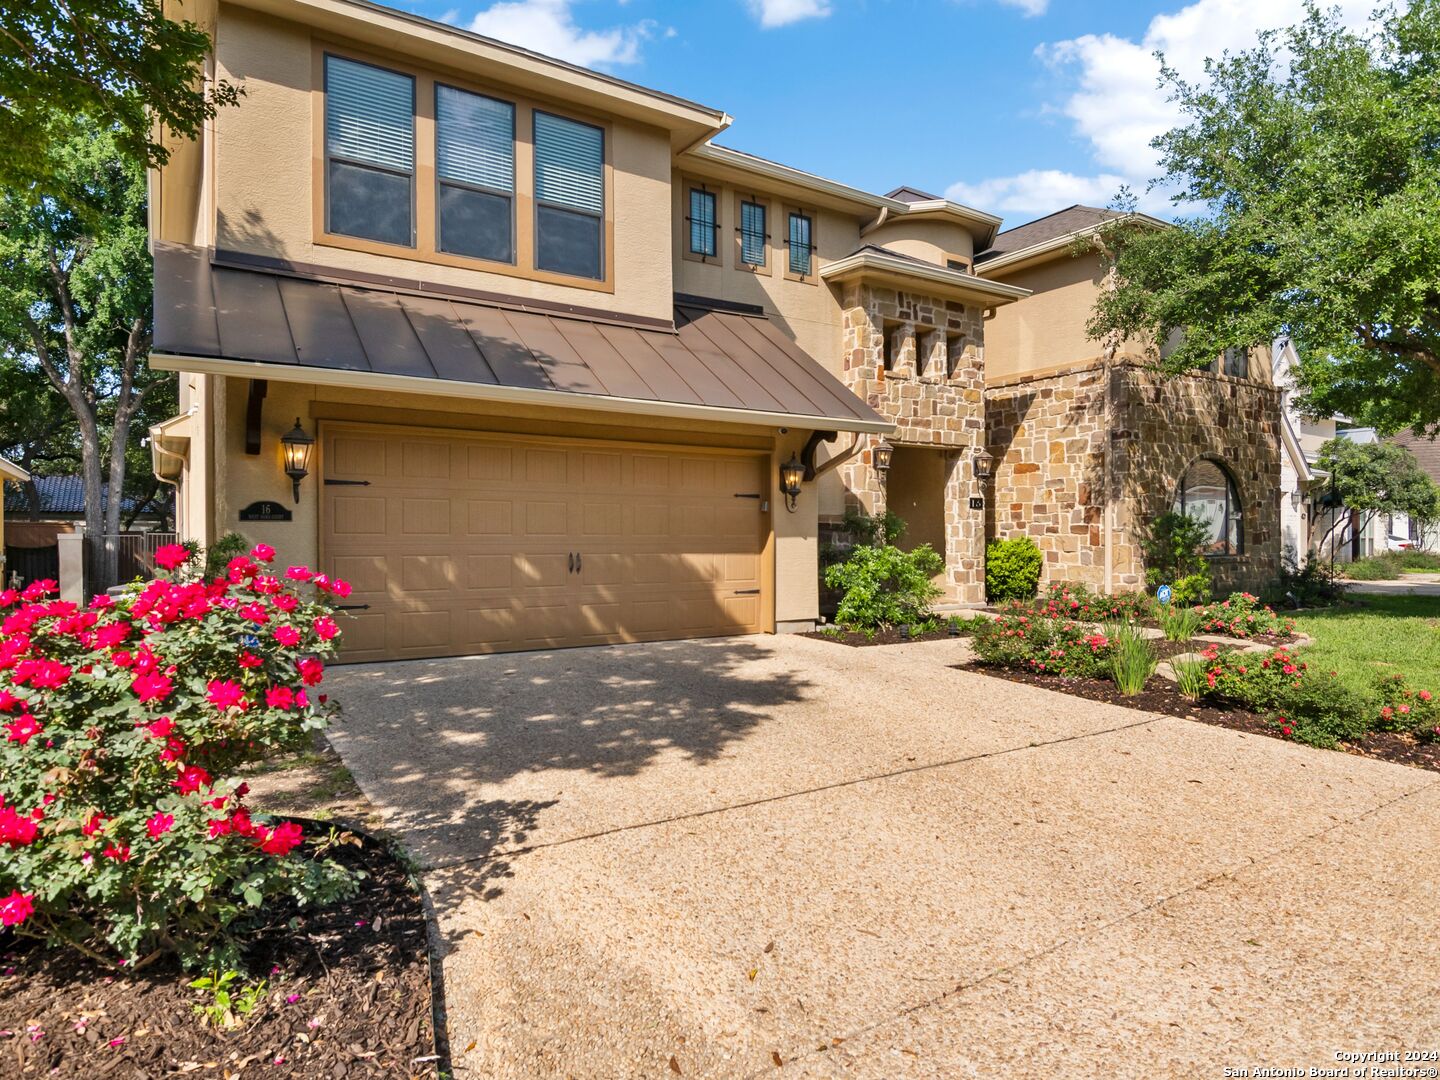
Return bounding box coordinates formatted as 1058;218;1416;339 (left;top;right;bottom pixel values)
859;205;890;238
1095;235;1120;596
677;113;734;157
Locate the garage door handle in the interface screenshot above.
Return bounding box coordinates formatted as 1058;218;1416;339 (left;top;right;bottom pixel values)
734;589;760;595
568;553;575;573
335;604;370;611
576;552;582;572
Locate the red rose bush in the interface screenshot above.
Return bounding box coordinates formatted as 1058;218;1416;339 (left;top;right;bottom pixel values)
0;544;356;968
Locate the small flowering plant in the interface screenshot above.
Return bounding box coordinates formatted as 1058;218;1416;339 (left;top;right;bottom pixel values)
972;612;1114;679
1192;592;1295;640
1021;582;1156;624
1372;671;1440;740
0;543;357;969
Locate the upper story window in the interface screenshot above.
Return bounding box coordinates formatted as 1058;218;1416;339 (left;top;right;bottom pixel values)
435;84;515;264
1222;347;1249;378
688;187;718;258
787;210;814;277
533;110;605;280
324;56;415;248
739;199;766;267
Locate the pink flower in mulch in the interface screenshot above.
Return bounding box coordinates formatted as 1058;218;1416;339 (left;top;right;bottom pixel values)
108;1037;127;1048
132;670;173;703
286;993;300;1004
0;893;34;927
25;1023;43;1043
207;679;246;711
154;544;189;570
146;812;174;839
273;625;301;647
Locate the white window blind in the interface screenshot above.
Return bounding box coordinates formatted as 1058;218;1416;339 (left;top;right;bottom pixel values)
325;56;414;171
436;86;514;192
741;201;766;265
534;111;603;214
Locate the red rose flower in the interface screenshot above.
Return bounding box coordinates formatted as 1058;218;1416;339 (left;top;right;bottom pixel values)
273;625;301;647
131;671;173;703
206;680;247;711
0;891;35;926
256;821;304;856
154;544;190;570
298;658;325;687
250;543;276;563
174;765;212;795
6;713;41;745
146;812;174;839
313;617;339;641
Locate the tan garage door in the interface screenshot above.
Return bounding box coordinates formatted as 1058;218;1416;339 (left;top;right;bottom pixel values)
321;424;770;662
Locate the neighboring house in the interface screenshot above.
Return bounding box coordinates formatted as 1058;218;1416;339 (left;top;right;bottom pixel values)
0;456;32;583
971;206;1283;596
147;3;1280;663
1386;429;1440;552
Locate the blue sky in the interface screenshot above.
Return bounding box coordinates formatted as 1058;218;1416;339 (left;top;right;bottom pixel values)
398;0;1373;226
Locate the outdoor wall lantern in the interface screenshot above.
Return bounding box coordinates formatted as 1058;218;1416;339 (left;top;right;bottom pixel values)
872;439;894;475
779;453;805;513
280;418;315;504
973;446;995;481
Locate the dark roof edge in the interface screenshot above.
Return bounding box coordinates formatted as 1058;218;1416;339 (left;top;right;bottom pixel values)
672;292;766;317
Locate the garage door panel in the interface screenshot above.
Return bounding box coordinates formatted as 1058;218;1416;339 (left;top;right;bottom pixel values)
524;501;568;536
399;554;454;593
466;500;514;536
401;498;451;535
324;425;767;661
465;554;514;590
331;495;387;536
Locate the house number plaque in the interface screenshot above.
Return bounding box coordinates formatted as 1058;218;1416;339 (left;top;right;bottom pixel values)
969;497;985;510
239;500;293;523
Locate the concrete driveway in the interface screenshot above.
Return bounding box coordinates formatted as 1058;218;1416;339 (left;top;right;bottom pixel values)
327;635;1440;1078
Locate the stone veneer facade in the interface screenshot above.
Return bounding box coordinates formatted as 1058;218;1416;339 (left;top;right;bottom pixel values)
985;360;1283;596
831;281;988;603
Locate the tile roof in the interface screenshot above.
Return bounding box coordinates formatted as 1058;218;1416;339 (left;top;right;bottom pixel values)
975;205;1123;264
152;243;888;433
2;476;169;516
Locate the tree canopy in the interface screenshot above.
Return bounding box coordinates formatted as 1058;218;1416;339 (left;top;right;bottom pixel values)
0;0;238;193
1088;1;1440;434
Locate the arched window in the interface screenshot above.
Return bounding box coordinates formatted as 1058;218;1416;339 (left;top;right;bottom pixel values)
1174;459;1244;555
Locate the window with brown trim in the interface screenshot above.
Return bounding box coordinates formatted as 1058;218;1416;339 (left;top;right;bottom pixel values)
786;210;814;278
324;55;416;248
687;186;718;259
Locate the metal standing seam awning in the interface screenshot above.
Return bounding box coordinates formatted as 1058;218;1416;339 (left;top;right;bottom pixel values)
149;243;892;435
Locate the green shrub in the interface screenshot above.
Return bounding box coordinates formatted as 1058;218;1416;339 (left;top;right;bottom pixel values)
1157;604;1203;642
1373;670;1440;738
1271;679;1372;748
1141;512;1213;604
1106;622;1157;695
1029;581;1154;622
1397;549;1440;570
1193;592;1295;639
1171;654;1209;701
0;544;356;969
1343;554;1402;580
985;537;1043;602
1265;557;1348;608
971;614;1113;679
825;543;942;630
202;531;252;581
841;507;906;547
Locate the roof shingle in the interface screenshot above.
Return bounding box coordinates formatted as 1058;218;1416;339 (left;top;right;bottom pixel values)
975;205;1123;264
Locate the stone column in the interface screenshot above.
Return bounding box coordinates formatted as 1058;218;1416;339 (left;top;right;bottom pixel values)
943;449;985;603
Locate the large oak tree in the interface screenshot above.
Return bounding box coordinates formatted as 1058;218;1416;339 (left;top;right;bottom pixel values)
1088;1;1440;435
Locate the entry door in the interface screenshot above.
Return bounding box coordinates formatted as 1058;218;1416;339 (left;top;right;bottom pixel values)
321;424;769;662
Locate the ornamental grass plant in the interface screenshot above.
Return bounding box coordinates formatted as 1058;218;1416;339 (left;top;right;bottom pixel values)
0;543;357;970
1105;622;1157;696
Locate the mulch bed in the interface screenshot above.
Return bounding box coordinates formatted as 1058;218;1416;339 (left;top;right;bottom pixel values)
0;826;442;1078
803;625;973;647
964;664;1440;774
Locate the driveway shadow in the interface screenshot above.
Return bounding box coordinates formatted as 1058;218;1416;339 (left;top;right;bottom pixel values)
325;637;812;897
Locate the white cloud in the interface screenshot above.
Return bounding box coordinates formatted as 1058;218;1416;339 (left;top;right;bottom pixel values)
952;0;1375;221
464;0;654;68
747;0;832;29
997;0;1048;17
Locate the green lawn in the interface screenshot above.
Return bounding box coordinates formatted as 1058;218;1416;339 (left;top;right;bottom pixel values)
1292;593;1440;698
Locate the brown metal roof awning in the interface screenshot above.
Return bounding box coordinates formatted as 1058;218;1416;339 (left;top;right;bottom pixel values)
150;243;891;434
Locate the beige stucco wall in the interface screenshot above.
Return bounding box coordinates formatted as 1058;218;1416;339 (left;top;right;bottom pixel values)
204;5;675;322
862;218;977;268
199;376;820;628
983;254;1109;381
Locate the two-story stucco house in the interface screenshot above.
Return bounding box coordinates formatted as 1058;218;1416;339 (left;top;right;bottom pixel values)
147;0;1037;661
148;1;1283;663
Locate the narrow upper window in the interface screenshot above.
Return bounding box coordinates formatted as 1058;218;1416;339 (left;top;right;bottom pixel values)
788;211;814;276
1173;458;1244;556
436;84;515;264
324;55;415;248
1222;346;1249;378
688;187;717;258
739;199;766;266
533;111;604;280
